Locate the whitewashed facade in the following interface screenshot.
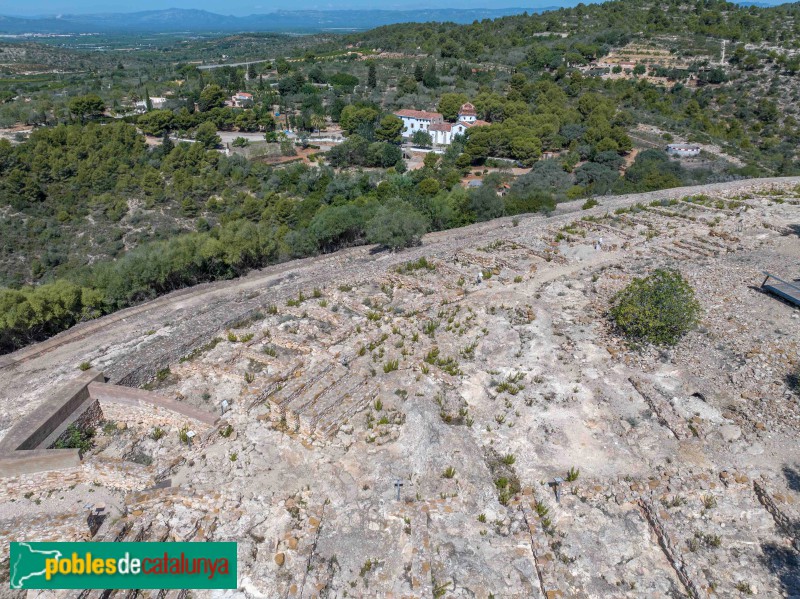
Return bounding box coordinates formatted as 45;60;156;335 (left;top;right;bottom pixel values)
395;103;488;146
395;109;444;138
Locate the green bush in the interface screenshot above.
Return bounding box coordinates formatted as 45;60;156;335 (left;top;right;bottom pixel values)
54;424;95;453
366;201;428;250
610;269;700;346
582;198;599;210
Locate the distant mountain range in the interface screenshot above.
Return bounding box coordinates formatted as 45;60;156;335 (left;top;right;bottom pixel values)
0;7;561;34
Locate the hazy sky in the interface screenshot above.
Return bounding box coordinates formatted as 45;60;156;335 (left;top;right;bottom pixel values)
3;0;583;17
0;0;783;17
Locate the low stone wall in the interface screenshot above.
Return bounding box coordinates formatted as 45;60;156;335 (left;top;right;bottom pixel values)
90;382;218;432
0;512;92;559
84;456;156;492
0;456;154;503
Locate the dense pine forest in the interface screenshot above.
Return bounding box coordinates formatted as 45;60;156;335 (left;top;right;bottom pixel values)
1;0;799;353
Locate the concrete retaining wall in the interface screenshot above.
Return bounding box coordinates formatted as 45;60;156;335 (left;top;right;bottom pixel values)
44;397;103;451
0;369;104;453
0;449;80;477
0;372;219;479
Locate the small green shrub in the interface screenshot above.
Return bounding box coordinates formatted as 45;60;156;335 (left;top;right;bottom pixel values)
735;581;753;595
610;269;700;346
582;198;599;210
54;424;95;453
359;559;373;577
150;426;166;441
443;466;456;479
396;256;435;274
502;454;516;465
383;359;399;373
78;361;92;371
566;466;580;482
423;320;439;336
220;424;234;438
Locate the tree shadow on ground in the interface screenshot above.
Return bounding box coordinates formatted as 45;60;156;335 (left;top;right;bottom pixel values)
787;224;800;238
786;372;800;397
761;542;800;595
783;465;800;493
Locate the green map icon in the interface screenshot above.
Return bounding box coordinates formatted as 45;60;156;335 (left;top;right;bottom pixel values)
10;543;63;589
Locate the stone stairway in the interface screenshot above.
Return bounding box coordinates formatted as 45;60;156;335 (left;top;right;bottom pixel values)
298;374;369;438
629;377;692;440
282;364;349;429
268;363;335;424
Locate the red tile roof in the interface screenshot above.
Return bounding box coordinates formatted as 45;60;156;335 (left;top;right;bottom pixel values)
463;119;490;128
429;123;452;132
235;92;253;98
395;109;443;120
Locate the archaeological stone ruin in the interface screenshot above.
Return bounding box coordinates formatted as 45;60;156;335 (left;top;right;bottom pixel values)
1;177;799;598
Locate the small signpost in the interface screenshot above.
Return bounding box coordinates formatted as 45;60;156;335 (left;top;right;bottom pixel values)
186;430;196;447
394;479;404;501
549;477;564;503
221;400;229;415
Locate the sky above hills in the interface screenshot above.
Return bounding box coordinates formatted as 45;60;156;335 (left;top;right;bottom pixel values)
4;1;576;17
0;0;783;18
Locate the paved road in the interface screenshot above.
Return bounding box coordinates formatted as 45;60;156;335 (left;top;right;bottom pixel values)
1;177;797;428
197;59;273;70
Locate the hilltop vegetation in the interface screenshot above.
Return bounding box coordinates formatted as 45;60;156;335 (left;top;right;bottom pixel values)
1;0;799;353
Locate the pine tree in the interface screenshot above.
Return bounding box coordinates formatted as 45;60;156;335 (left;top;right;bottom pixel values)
162;130;174;154
413;63;424;82
368;63;377;88
423;63;439;88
